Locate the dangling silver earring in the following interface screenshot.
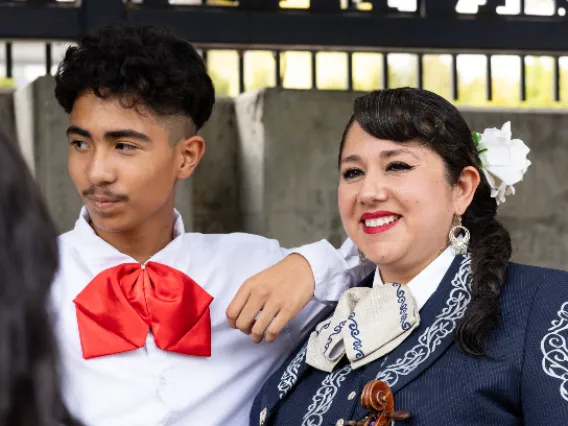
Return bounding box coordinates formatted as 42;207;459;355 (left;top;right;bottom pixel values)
357;248;368;264
449;216;470;255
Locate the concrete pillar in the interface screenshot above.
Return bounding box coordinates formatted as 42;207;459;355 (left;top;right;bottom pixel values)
13;76;193;233
235;88;364;248
193;97;242;234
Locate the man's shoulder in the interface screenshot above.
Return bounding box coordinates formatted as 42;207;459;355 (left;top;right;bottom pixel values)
180;232;281;253
179;232;286;271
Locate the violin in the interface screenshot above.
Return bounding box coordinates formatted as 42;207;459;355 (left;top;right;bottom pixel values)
345;380;411;426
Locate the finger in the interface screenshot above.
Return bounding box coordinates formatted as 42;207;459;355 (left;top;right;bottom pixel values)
235;295;266;335
264;310;290;343
250;303;280;344
226;285;251;329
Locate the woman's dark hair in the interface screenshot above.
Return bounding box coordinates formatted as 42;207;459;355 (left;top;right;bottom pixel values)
54;22;215;131
339;88;511;357
0;128;82;425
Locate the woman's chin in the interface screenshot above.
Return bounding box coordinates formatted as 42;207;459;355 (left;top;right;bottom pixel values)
366;252;401;268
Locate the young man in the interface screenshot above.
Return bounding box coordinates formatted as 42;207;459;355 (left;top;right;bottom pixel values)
49;23;370;425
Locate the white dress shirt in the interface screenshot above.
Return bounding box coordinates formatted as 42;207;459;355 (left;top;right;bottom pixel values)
372;246;456;310
50;208;370;426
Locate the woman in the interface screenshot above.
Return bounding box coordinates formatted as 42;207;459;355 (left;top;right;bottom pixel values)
251;88;568;425
0;128;81;425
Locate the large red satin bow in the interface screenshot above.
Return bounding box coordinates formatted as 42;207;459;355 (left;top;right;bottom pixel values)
73;262;213;359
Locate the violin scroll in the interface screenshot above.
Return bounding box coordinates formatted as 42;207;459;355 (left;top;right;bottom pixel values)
345;380;411;426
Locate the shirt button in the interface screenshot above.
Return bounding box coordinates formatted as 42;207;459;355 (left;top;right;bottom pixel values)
160;377;167;385
347;391;357;401
335;420;345;426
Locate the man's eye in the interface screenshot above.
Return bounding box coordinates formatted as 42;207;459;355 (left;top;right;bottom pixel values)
71;140;88;150
116;143;138;152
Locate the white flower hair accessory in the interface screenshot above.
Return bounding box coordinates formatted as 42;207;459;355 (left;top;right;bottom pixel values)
473;121;531;205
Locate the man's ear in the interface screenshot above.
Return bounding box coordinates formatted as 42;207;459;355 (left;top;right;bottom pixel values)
176;135;205;180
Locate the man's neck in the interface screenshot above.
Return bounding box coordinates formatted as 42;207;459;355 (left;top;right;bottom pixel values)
91;206;176;264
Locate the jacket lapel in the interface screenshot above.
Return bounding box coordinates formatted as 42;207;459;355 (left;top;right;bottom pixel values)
258;272;375;420
359;255;473;394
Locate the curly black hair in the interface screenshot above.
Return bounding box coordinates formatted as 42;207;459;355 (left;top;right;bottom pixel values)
54;22;215;131
339;88;512;358
0;127;82;425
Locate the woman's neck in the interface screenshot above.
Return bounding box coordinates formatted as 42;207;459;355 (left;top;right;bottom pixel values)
378;245;450;285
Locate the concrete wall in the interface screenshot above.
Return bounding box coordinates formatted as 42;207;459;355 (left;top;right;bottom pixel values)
5;79;568;270
462;109;568;269
194;97;242;234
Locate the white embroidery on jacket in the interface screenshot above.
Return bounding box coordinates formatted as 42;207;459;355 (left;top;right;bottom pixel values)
301;364;352;426
278;343;308;399
541;301;568;402
375;256;472;386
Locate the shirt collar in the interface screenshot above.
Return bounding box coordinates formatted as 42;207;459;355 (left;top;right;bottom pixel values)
69;207;189;277
372;246;455;311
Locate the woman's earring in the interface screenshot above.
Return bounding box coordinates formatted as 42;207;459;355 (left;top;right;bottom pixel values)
449;217;470;255
357;248;368;264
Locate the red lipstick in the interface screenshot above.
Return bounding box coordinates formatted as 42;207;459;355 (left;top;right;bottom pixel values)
360;211;400;235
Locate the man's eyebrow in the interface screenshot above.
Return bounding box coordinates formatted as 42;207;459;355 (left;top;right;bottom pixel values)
105;129;152;142
66;126;91;138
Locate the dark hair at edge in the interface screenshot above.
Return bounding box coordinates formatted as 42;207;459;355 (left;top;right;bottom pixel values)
339;87;512;358
0;128;82;425
54;22;215;131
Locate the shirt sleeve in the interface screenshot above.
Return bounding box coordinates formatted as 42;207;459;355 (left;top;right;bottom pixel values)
287;237;375;303
520;268;568;424
277;237;375;348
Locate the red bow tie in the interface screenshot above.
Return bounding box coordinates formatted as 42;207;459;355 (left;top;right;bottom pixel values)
73;262;213;359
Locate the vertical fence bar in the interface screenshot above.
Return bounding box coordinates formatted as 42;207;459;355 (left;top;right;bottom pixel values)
382;52;389;89
520;55;527;101
238;50;245;93
274;50;282;88
553;55;561;102
486;54;493;101
451;53;459;101
417;53;424;89
45;42;53;76
311;51;317;89
347;51;354;90
5;42;12;79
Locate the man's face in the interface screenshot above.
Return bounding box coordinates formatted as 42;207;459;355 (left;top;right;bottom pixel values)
67;91;198;234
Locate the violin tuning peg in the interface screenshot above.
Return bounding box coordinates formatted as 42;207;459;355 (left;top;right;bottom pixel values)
385;410;412;421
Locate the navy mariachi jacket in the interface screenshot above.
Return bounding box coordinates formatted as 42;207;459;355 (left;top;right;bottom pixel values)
251;255;568;426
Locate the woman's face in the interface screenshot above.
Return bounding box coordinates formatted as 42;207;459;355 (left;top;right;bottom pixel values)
338;122;475;284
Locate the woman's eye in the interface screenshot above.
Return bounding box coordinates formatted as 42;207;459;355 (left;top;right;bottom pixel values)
342;168;364;180
386;161;414;172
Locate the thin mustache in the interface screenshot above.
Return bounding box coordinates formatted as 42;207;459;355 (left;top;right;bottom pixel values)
82;187;129;202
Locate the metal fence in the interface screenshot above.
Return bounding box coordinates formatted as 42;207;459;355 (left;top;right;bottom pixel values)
1;0;568;103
